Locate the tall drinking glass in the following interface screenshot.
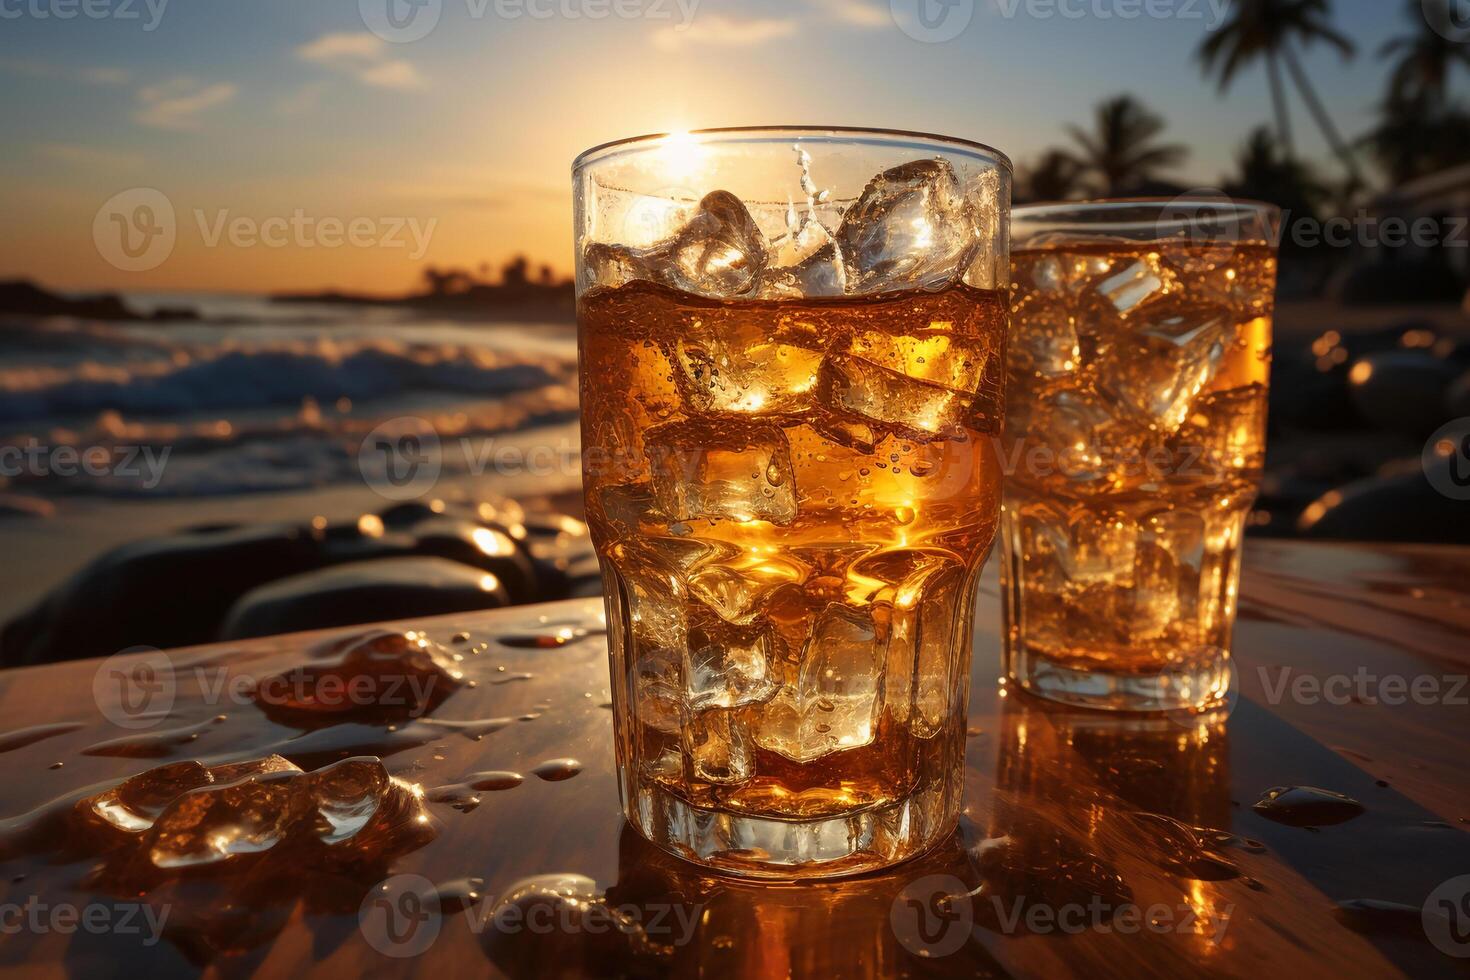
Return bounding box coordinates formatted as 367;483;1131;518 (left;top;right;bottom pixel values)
574;128;1011;877
1002;198;1280;712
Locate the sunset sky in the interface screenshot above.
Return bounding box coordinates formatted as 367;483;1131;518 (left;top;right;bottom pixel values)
0;0;1441;295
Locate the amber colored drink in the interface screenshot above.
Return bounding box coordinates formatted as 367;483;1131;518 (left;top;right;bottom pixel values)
1002;234;1276;711
575;128;1011;876
581;279;1005;875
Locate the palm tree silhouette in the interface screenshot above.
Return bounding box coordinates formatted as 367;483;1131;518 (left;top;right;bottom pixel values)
1018;150;1083;203
1359;94;1470;184
1197;0;1359;182
1064;95;1187;196
1380;0;1470;106
1224;127;1329;224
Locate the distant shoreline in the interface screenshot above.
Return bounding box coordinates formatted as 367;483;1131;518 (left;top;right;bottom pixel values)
0;278;579;327
269;281;575;325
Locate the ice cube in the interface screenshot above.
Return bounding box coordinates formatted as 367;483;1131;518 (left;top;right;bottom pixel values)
811;411;881;453
686;550;808;624
1097;254;1174;315
685;707;754;784
1027;251;1115;296
663;191;769;297
1057;508;1138;586
1008;290;1082;380
819;354;972;438
582;191;768;298
308;756;393;844
146;768;307;868
1096;302;1234;433
1132;509;1205;642
837;159;977;293
85;761;216;833
582;242;654;292
74;755;431;890
684;607;776;708
670;313;825;416
1169;383;1267;480
1011;387;1155;492
847;327;990;394
754;603;883;762
759;217;847;298
645;418;797;524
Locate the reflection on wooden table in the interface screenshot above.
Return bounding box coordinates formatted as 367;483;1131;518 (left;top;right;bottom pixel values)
0;540;1467;978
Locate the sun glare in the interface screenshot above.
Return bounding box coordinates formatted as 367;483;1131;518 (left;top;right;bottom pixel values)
657;130;705;181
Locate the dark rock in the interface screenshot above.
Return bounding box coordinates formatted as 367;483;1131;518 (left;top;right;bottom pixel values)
1268;349;1360;432
221;558;511;640
1328;258;1466;306
0;523;326;667
0;279;198;322
1;495;589;666
1346;350;1459;436
1297;459;1470;543
1446;369;1470;419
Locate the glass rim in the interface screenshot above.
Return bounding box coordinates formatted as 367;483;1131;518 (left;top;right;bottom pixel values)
572;125;1013;177
1012;196;1282;246
1014;195;1280;223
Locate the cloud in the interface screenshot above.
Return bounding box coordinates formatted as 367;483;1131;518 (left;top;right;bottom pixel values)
652;14;798;50
276;81;329;117
134;78;238;130
297;31;427;91
35;143;146;170
810;0;890;28
0;57;130;86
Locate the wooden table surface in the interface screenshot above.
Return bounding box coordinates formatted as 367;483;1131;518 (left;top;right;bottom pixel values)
0;539;1468;979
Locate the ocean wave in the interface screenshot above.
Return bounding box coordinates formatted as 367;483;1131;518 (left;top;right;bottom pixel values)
0;335;574;423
